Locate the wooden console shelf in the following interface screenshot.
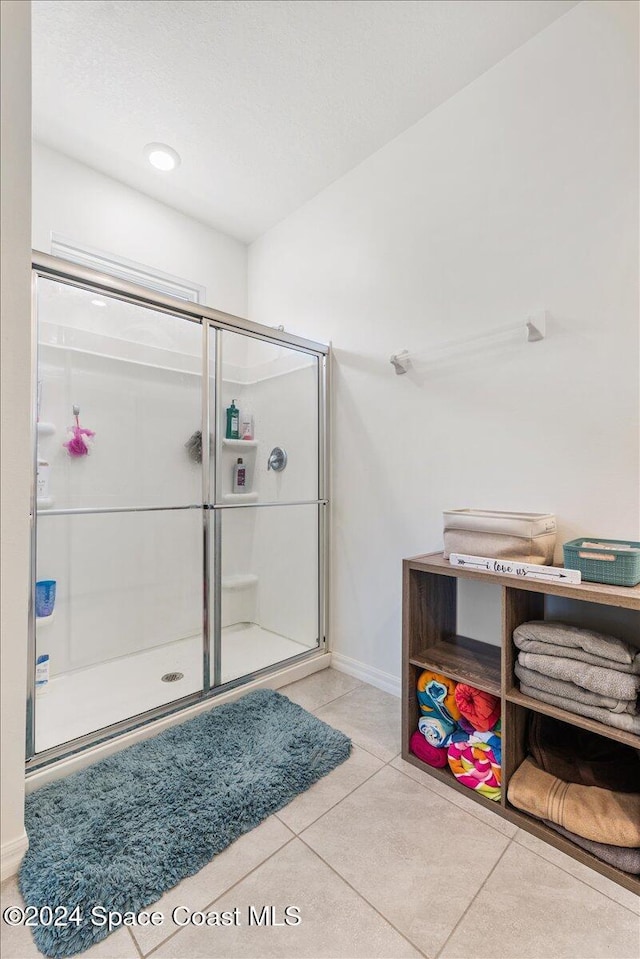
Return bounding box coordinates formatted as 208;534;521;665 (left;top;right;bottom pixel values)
402;551;640;895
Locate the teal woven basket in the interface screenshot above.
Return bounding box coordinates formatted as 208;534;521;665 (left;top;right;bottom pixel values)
563;538;640;587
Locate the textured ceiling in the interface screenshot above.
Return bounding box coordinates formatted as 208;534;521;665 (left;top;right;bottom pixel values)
32;0;577;242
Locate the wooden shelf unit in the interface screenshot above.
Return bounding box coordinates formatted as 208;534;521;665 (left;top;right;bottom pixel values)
402;551;640;895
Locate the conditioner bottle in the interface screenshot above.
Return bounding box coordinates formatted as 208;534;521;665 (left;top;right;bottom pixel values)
233;457;246;493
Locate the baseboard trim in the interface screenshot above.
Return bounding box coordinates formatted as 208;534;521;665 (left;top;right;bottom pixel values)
331;652;400;697
1;831;28;881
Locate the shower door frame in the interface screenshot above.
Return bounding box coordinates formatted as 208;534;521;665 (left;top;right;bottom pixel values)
26;252;330;772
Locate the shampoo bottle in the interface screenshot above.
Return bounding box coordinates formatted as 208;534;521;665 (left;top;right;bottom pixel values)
225;400;239;439
233;457;246;493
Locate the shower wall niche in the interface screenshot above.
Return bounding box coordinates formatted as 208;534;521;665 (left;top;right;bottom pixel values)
29;256;329;766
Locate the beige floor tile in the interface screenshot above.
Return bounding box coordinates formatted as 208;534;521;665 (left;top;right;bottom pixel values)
75;930;138;959
390;756;518;839
0;877;137;959
130;816;293;954
514;828;640;915
440;841;640;959
276;745;383;834
152;838;420;958
314;684;401;762
279;668;362;711
302;765;510;957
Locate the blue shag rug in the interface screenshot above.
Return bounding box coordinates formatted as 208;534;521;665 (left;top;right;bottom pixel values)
19;689;351;957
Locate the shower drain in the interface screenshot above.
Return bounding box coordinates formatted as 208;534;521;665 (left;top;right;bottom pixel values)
161;672;184;683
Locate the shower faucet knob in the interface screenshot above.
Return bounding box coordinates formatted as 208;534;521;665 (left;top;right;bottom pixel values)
267;447;287;472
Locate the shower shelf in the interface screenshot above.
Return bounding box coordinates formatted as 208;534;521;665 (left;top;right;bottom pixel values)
36;612;56;627
222;439;258;449
222;573;258;591
222;492;259;503
37;422;56;437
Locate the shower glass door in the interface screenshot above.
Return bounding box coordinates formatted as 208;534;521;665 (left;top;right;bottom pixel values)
29;258;328;767
209;329;323;687
32;276;206;754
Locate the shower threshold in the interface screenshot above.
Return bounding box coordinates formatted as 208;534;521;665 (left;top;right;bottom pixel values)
34;623;311;754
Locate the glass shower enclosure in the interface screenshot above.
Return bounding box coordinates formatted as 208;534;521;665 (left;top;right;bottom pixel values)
27;254;329;768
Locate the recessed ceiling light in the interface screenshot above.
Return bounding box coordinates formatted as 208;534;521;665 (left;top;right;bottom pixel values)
91;298;107;307
144;143;181;172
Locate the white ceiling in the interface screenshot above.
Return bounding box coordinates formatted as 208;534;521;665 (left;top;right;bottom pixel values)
32;0;577;243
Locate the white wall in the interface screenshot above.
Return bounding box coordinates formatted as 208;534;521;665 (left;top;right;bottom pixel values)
249;0;640;688
1;0;31;879
33;142;248;317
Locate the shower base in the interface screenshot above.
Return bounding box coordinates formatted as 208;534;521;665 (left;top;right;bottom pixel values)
34;623;311;753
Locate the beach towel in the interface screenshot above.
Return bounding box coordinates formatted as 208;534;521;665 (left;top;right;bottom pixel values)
447;739;501;801
418;715;463;749
416;670;460;742
467;726;502;766
507;758;640;846
409;730;448;768
454;683;501;732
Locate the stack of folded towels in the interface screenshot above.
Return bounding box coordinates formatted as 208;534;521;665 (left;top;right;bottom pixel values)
513;621;640;734
508;714;640;874
410;670;502;801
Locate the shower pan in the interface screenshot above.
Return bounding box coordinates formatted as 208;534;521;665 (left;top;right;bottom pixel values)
27;253;329;769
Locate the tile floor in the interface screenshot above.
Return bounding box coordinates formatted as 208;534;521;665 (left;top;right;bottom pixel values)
2;668;638;959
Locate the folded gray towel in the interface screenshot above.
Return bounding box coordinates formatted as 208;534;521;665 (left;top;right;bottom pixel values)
514;637;640;674
518;683;640;734
514;621;640;674
543;822;640;875
518;651;640;702
515;660;637;715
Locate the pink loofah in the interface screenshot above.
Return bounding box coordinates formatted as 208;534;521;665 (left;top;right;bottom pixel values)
63;412;95;457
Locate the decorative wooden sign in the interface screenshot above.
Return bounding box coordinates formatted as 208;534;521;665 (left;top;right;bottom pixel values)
448;553;581;584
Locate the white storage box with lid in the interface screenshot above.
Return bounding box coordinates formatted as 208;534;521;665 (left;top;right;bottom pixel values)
443;509;557;565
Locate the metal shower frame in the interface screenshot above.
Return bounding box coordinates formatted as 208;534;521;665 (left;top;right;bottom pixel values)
26;252;330;771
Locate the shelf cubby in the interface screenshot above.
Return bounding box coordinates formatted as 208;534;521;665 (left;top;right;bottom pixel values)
402;551;640;895
505;687;640;750
410;634;501;697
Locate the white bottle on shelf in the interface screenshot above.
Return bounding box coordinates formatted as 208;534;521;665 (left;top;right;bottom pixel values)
37;459;51;500
240;413;254;441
